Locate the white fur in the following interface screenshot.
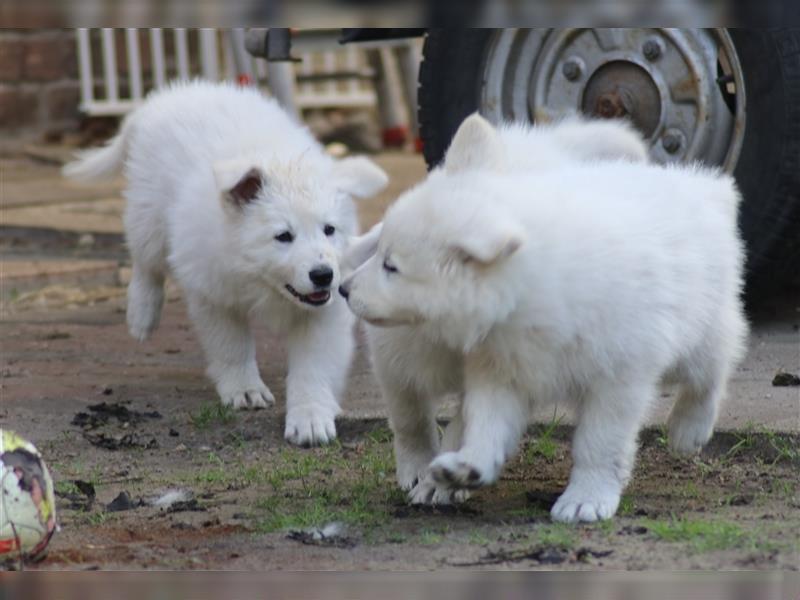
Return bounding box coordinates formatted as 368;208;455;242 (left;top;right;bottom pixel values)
64;80;387;446
443;113;649;176
342;128;747;522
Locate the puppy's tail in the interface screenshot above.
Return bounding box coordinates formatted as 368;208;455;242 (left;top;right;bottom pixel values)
62;115;133;182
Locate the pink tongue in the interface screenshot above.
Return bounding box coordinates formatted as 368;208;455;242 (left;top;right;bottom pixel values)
308;291;329;301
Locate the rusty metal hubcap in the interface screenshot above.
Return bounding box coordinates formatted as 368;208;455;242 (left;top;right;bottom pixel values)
480;28;745;171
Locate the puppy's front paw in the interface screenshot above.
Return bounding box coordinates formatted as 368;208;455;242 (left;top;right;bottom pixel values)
551;481;620;523
285;405;337;447
219;379;275;410
429;452;488;490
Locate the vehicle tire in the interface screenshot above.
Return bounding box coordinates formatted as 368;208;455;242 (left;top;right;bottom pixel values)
418;28;800;290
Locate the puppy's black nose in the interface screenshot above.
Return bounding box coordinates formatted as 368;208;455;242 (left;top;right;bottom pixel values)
309;265;333;287
338;284;350;300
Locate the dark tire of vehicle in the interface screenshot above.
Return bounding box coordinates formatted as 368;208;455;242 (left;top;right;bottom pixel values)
418;29;800;293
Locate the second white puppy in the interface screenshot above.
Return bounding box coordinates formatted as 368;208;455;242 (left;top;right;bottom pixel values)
64;81;388;446
341;117;747;522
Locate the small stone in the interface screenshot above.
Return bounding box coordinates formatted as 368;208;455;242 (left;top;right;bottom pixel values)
169;428;180;437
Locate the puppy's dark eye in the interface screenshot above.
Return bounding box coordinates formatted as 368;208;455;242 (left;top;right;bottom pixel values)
275;231;294;243
324;224;335;236
383;259;398;274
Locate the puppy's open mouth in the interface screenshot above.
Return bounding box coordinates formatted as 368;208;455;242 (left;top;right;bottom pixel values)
285;285;331;306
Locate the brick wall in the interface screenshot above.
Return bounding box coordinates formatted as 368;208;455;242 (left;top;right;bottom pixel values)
0;29;82;140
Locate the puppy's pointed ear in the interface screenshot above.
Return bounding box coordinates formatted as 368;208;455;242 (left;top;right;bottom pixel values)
444;113;505;174
343;221;383;273
334;156;389;198
214;160;266;208
451;219;525;266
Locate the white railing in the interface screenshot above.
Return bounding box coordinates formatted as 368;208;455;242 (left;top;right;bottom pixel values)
75;28;380;117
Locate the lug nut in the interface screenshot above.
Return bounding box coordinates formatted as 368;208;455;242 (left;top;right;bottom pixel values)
643;39;663;61
562;58;583;81
661;130;683;154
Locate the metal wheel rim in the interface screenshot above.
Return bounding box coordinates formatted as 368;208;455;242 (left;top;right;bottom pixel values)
480;28;746;171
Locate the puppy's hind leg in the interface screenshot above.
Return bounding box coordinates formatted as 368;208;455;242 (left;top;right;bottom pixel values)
387;382;441;499
668;306;746;456
126;264;165;342
552;379;654;523
124;197;167;342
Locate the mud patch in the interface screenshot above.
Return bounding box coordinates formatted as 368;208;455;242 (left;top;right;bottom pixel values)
71;402;162;451
72;402;162;430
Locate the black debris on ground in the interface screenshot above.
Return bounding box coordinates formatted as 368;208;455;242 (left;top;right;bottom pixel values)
106;491;143;512
83;431;158;451
165;499;206;514
772;372;800;387
71;402;162;430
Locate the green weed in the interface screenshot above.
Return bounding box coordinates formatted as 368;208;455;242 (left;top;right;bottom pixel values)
525;415;563;462
190;402;236;429
645;518;746;552
533;523;578;550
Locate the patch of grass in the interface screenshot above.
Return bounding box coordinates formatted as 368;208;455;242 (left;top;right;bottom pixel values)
655;424;669;448
533;523;578;550
618;495;635;517
765;431;799;464
506;507;547;520
54;480;81;497
419;529;444;545
525;415;563;462
190;402;236;429
726;427;757;459
467;530;491;546
772;479;796;500
385;532;408;544
591;518;615;536
682;481;700;500
73;510;117;527
254;497;339;533
251;429;401;535
644;518;747;552
366;426;394;444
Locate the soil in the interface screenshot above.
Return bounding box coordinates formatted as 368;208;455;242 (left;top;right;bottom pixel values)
3;414;798;571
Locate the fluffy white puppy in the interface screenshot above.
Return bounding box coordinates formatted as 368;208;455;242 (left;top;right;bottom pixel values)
64;80;388;446
340;117;747;522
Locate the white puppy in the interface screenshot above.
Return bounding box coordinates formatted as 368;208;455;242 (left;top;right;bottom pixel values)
64;80;388;446
341;117;747;522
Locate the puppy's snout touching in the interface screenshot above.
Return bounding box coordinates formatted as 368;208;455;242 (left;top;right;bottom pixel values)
309;265;333;288
338;282;350;300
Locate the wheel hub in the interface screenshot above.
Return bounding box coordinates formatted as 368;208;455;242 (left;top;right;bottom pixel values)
582;61;661;137
480;28;745;170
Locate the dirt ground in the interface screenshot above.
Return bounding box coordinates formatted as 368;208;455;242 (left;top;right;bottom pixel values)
1;148;799;571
